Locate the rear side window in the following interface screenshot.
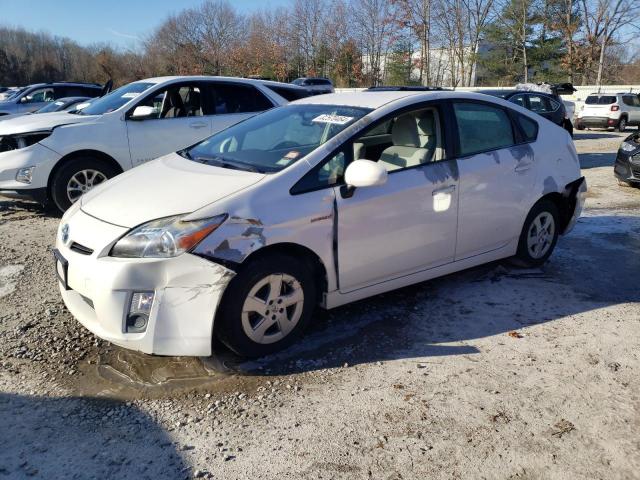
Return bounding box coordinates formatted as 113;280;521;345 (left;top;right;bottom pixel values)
453;102;514;157
621;96;640;107
513;113;538;142
208;84;273;114
528;95;557;113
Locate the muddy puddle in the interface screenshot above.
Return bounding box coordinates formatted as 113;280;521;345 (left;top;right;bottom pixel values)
70;346;265;400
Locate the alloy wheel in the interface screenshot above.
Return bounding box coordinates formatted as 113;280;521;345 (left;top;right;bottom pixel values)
66;169;107;203
526;211;555;259
241;273;304;345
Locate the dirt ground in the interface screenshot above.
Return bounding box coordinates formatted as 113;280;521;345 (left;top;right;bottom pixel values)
0;129;638;480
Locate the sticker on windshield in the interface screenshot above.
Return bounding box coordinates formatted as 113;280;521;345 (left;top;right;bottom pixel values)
284;151;300;160
122;92;141;99
312;114;353;125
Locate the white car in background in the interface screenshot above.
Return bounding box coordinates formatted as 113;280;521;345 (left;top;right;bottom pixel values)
0;76;308;212
54;90;586;358
576;92;640;131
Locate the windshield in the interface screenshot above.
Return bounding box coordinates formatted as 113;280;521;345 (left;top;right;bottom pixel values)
585;95;616;105
182;104;370;173
5;87;26;100
36;100;66;113
76;82;155;115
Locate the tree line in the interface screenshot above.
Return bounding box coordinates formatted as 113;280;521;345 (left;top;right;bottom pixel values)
1;0;639;89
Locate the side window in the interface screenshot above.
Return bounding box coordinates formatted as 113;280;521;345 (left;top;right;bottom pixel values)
209;84;273;114
23;88;54;103
291;150;347;193
453;102;514;157
509;94;526;107
528;95;554;113
512;113;538;142
353;106;444;172
134;84;203;119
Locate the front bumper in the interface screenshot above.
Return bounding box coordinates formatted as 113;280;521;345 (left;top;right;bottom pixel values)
0;143;61;201
614;150;640;184
55;209;235;356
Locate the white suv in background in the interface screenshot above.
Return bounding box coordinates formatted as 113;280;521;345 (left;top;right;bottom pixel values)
0;76;307;212
576;92;640;132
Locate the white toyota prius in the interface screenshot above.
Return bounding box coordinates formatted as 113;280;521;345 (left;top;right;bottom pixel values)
54;90;586;357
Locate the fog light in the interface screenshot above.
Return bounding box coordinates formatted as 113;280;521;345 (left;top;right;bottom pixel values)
126;291;154;333
16;166;35;184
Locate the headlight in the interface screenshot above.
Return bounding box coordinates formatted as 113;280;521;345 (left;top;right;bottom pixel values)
109;214;227;258
110;214;227;258
0;131;52;153
620;142;638;152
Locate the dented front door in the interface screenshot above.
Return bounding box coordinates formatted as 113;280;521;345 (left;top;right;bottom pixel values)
334;160;459;293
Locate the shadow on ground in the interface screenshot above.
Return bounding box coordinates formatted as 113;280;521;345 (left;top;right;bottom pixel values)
578;152;615;169
0;393;188;479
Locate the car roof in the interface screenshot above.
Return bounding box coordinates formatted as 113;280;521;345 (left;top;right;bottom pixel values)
291;90;497;109
137;76;306;90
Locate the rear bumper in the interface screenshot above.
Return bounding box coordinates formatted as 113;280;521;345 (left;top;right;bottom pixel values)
563;177;587;234
576;116;617;128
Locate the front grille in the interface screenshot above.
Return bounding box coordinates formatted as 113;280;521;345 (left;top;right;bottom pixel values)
631;166;640;178
631;153;640;165
69;242;94;255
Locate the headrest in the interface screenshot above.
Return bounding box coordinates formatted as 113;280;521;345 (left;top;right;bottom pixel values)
417;112;435;135
392;114;420;147
168;90;183;107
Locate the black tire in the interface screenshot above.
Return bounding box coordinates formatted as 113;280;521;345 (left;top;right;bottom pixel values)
512;199;560;268
216;253;317;357
618;117;627;132
576;123;585;131
563;119;574;137
50;156;118;213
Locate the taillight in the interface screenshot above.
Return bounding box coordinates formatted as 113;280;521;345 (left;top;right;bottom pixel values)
611;105;620;111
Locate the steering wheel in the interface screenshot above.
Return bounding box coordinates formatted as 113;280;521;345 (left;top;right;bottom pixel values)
273;140;301;150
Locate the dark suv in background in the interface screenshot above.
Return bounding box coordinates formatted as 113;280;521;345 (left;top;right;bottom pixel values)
291;77;334;95
481;89;573;135
0;82;103;116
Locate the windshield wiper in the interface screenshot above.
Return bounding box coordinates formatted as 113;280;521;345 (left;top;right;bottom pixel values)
192;154;264;173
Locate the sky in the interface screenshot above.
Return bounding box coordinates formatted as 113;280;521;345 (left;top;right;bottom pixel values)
0;0;291;49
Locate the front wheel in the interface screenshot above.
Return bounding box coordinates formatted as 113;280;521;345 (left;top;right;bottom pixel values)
50;157;118;213
512;199;560;268
216;254;316;357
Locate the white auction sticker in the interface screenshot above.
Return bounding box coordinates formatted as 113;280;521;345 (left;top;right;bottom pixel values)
312;114;353;125
122;92;141;99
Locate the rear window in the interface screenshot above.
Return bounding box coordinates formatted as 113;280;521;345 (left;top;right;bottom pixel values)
265;85;311;101
585;95;616;105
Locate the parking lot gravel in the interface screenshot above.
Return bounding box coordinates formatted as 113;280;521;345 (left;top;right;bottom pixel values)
0;130;638;479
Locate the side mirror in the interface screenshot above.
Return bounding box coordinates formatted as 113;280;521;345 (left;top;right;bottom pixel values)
130;105;157;120
344;159;387;188
19;96;28;104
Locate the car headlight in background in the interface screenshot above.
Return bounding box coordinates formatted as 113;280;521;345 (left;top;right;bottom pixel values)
620;142;639;153
110;214;227;258
0;130;52;153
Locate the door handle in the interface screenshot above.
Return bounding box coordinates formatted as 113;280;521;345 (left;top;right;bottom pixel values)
189;122;208;129
433;185;456;196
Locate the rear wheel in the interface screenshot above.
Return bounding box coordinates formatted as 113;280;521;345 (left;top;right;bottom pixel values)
216;253;316;357
50;156;118;213
618;117;627;132
512;199;559;268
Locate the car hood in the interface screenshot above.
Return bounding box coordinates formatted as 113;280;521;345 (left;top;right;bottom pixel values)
0;111;96;135
80;153;265;228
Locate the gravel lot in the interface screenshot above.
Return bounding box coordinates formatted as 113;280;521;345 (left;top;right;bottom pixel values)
0;130;638;479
